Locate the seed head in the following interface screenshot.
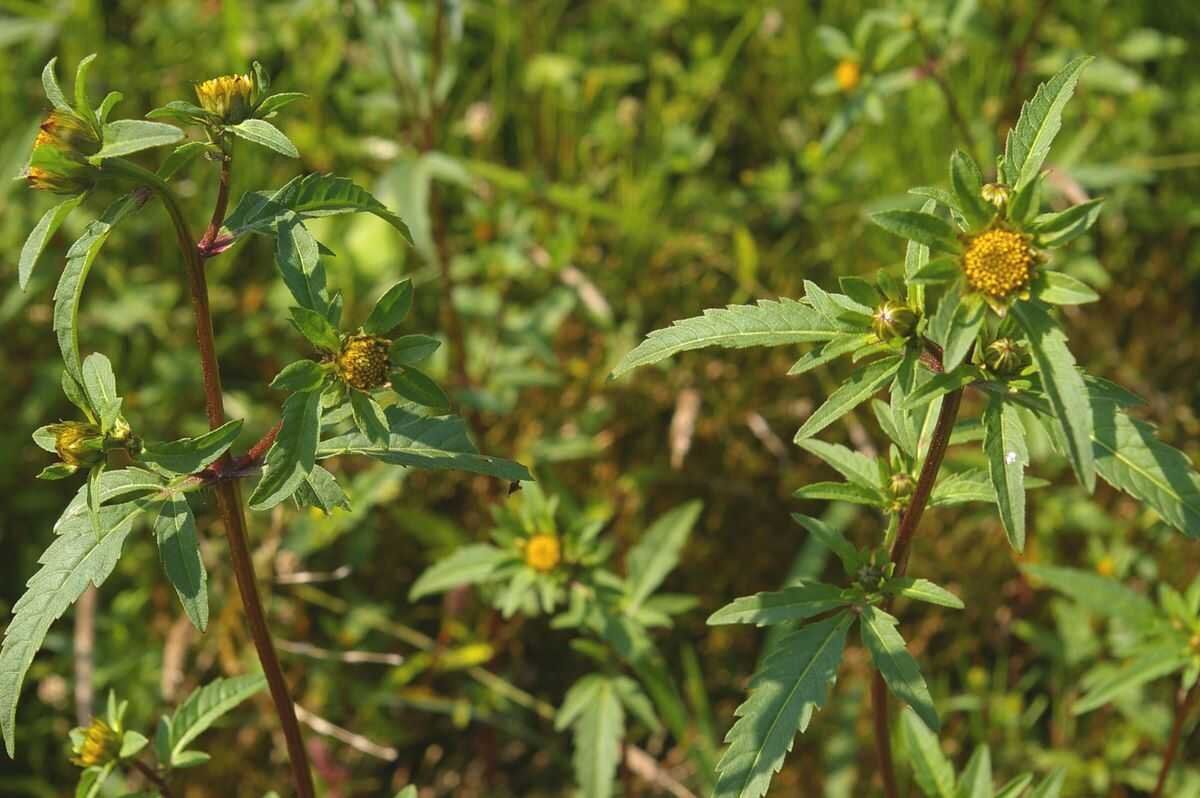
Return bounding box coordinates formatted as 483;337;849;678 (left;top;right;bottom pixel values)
835;59;861;92
872;301;917;341
524;534;561;573
962;228;1036;300
195;73;255;123
70;717;121;768
337;334;391;391
50;422;104;467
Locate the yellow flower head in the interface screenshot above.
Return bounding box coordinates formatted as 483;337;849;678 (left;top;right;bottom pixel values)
27;111;100;194
962;228;1036;300
35;111;99;155
195;73;255;123
524;534;561;573
835;59;861;92
337;334;391;391
71;717;120;768
50;421;104;467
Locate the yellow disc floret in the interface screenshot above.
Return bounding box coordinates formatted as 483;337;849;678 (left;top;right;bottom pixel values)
337;334;391;391
524;534;561;573
961;228;1036;299
195;73;255;122
71;717;120;768
835;59;861;92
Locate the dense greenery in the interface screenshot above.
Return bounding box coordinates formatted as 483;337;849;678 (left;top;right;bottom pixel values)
1;2;1198;797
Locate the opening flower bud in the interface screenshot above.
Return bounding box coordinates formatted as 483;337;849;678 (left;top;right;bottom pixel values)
524;534;561;573
50;422;105;468
195;73;255;123
70;717;121;768
26;111;101;195
983;337;1028;377
872;301;917;341
981;182;1011;208
336;334;391;391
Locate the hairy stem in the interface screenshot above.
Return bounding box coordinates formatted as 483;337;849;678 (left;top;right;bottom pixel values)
115;158;315;797
198;148;233;254
131;758;176;798
1152;682;1198;798
871;345;964;798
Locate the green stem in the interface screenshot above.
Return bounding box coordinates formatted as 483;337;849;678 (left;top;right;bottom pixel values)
108;157;316;797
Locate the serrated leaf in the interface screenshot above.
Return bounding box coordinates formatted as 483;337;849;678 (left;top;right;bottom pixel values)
794;357;901;440
625;500;701;609
561;676;625;798
1012;300;1094;490
270;360;326;393
248;390;322;510
19;194;85;290
0;504;141;755
713;612;851;798
903;365;982;411
1004;56;1093;189
790;513;859;574
794;481;885;506
224;172;411;241
1032;198;1104;248
229;118;298;158
294;465;350;515
318;406;531;482
140;418;243;475
949;150;992;229
905;199;937;308
362;280;414;335
984;399;1028;550
861;606;939;731
1021;564;1159;626
1039;271;1099;304
390;367;449;408
91;120;183;160
900;708;955;798
155;495;207;632
929;469;996;506
612;299;840;378
167;674;267;762
1073;651;1190;714
708;583;851;627
887;577;964;609
871;210;962;255
57;469;166;529
796;438;882;491
409;544;507;599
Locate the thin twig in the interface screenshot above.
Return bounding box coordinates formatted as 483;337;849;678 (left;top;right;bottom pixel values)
293;703;399;761
277;639;405;666
624;744;698;798
73;585;96;726
275;564;353;585
1151;682;1198;797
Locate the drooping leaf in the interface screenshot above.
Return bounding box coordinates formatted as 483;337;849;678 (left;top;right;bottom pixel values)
228;118;298;158
91;120;183;160
349;389;390;446
224;172;411;241
165;674;267;765
612;299;840;378
861;606;939;731
708;583;852;627
139;418;243;475
1003;56;1093;189
713;613;852;798
19;194;85;290
293;465;350;515
794;357;901;441
625;500;702;609
900;708;955;798
248;390;323;510
155;494;207;632
983;398;1028;550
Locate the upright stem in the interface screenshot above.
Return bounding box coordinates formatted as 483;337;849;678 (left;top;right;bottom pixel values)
131;758;176;798
112;158;315;797
1152;682;1198;798
871;346;964;798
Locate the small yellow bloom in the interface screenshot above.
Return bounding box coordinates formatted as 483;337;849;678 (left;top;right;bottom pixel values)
26;111;100;194
337;334;391;391
962;227;1036;300
524;534;561;573
195;73;255;123
1095;557;1115;577
50;421;104;467
71;717;120;768
835;60;861;92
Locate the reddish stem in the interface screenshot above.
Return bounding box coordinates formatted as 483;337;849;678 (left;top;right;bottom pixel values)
1152;683;1198;798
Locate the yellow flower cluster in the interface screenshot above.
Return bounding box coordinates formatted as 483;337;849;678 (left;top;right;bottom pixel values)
524;534;561;573
337;334;391;391
962;228;1036;299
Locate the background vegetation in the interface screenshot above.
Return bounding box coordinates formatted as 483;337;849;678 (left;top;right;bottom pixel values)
1;0;1198;795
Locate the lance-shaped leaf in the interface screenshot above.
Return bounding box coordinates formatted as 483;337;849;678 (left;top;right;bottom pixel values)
270;359;326;393
556;675;626;798
319;406;531;482
41;57;71;111
794;357;901;441
957;745;993;798
229;118;298;158
223;172;411;240
248;389;323;510
900;708;955;798
19;194;85;290
861;605;939;731
162;674;266;767
1032;198;1104;248
155;494;207;632
984;398;1028;550
1038;271;1099;304
708;583;852;627
1011;300;1094;491
0;503;142;755
140;418;243;475
363;280;414;335
390;367;449;408
713;612;852;798
871;210;962;254
903;365;983;411
942;294;984;371
794;481;885;507
612;299;840;378
949;150;992;229
91;120;183;161
928;469;997;506
625;500;702;610
791;513;859;574
1003;56;1092;189
390;334;441;365
1021;565;1159;627
409;544;508;600
1073;650;1191;715
796;438;883;492
81;352;121;431
276;216;331;317
293;465;350;515
289;306;340;352
885;577;964;609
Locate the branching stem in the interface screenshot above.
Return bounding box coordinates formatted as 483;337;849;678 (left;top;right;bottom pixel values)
1152;682;1198;798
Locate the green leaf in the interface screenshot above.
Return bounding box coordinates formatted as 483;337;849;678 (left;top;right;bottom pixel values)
949;150;992;229
146;100;216;126
1038;271;1099;305
794;481;885;506
1021;564;1159;626
625;500;702;609
224;173;411;241
994;775;1034;798
294;465;350;515
612;675;662;733
57;469;166;525
19;194;85;290
72;54;99;131
166;674;267;764
886;577;964;609
53;194;142;385
956;745;993;798
708;583;851;627
254;92;307;117
1028;770;1067;798
0;504;140;755
1003;56;1093;189
248;390;323;510
1011;300;1095;490
390;367;449;408
795;438;882;491
362;280;414;335
903;365;982;411
1073;651;1191;714
929;469;997;506
942;294;984;371
984;399;1028;550
41;58;71;111
229;118;298;158
270;360;327;393
713;613;851;798
390;334;441;365
155;495;207;632
871;210;962;255
409;544;507;599
118;729;148;759
558;676;625;798
861;606;939;731
1032;198;1104;248
900;708;955;798
276;217;331;316
790;513;859;574
905;199;937;308
139;418;243;475
349;389;390;446
318;406;531;482
158;141;211;181
37;463;78;480
90;120;183;161
612;299;840;378
794;357;901;440
81;352;119;427
909;256;960;286
75;763;114;798
289;306;340;352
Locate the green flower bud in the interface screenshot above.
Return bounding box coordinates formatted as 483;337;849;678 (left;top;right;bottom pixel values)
872;301;917;341
983;338;1028;377
49;422;105;468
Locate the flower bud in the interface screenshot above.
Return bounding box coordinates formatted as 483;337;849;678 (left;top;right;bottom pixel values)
890;472;915;500
855;564;885;592
26;111;101;195
872;301;917;341
983;338;1028;377
336;334;391;391
195;73;255;123
70;717;121;768
981;182;1010;209
835;59;861;92
523;534;561;573
50;422;105;467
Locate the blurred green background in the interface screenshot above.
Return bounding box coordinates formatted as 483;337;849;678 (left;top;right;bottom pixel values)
1;0;1198;795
